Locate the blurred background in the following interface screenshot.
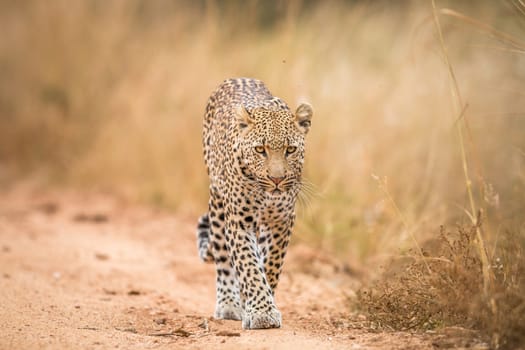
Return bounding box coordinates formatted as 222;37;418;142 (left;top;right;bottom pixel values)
0;0;524;266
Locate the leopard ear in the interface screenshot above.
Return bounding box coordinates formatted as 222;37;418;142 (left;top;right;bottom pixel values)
295;103;313;134
235;105;253;132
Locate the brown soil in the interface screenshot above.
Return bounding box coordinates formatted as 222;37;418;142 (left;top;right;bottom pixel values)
0;185;439;349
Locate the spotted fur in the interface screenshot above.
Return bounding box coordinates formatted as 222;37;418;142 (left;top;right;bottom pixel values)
197;78;313;329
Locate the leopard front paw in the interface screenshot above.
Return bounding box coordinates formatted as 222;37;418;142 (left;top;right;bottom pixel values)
242;308;282;329
214;304;242;321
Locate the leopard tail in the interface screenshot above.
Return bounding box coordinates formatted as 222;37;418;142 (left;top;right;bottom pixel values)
197;213;214;263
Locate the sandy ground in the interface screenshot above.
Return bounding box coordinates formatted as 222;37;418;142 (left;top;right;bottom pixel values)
0;185;445;349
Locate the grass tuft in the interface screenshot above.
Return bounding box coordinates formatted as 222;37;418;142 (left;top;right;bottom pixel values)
357;220;525;349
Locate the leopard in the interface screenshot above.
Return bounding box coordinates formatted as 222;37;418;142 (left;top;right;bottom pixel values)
196;77;313;329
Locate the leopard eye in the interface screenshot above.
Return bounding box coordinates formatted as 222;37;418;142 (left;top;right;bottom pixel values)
254;146;266;154
286;146;297;154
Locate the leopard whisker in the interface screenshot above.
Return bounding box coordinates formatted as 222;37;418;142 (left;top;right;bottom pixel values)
299;179;320;198
296;188;313;212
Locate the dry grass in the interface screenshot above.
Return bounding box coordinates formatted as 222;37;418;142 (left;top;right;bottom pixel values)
0;0;524;347
357;220;525;349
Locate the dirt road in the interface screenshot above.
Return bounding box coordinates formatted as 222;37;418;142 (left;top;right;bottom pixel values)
0;185;437;349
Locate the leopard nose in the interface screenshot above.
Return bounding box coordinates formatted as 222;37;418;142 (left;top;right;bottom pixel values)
269;176;285;185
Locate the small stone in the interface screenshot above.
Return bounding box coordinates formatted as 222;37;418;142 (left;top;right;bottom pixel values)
154;318;167;325
198;318;209;331
95;253;109;261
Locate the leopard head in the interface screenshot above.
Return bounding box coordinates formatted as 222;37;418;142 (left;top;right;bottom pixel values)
236;103;313;195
